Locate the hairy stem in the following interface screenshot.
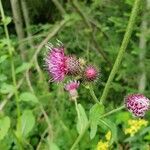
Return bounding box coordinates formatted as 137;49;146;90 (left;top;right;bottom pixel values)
89;85;100;104
100;0;142;104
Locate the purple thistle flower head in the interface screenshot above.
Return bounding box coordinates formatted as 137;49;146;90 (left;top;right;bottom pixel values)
125;94;150;117
45;42;68;82
65;80;80;100
84;65;99;82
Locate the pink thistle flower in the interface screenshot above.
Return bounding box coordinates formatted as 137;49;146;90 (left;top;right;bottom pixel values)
125;94;150;117
65;80;80;100
45;42;68;82
84;65;99;82
66;55;80;75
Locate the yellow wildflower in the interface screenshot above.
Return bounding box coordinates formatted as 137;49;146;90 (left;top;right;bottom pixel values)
124;119;148;137
105;131;111;141
97;140;109;150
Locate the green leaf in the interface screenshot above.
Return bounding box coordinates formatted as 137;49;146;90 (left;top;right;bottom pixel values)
0;55;8;64
0;83;14;94
0;116;11;141
19;92;39;104
98;119;117;145
76;104;88;134
115;111;130;125
17;110;35;138
15;63;30;74
89;104;104;139
2;16;12;25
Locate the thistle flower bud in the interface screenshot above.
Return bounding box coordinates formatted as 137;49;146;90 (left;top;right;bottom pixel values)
84;65;99;82
125;94;150;117
66;55;81;75
64;80;80;100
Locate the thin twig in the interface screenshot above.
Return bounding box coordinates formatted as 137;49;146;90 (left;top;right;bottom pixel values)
36;128;49;150
52;0;66;15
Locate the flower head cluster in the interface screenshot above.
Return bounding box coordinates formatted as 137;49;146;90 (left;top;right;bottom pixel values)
124;119;148;137
45;41;100;84
97;141;109;150
105;131;111;141
45;41;101;99
97;131;111;150
125;94;150;117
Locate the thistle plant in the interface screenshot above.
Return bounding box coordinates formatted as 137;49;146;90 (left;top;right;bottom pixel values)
1;0;148;149
44;0;150;149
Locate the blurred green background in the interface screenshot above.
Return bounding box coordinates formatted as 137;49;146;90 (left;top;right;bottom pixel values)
0;0;150;149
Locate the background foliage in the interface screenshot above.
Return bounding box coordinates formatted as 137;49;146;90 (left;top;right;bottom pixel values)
0;0;150;149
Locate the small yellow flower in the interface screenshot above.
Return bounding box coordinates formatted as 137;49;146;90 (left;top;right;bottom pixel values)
124;119;148;137
97;140;109;150
105;131;111;141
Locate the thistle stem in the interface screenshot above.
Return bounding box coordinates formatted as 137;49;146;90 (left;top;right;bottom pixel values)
89;85;100;105
99;0;142;104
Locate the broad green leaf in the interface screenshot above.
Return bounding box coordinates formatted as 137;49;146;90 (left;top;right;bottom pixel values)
19;92;39;103
15;63;30;74
76;104;88;134
17;110;35;138
0;83;14;94
89;104;104;139
98;119;117;145
0;116;10;141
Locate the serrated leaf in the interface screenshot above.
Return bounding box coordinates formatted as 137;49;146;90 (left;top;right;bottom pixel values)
0;116;10;141
76;104;88;134
15;63;30;74
16;110;35;138
19;92;39;104
98;119;117;145
89;104;104;139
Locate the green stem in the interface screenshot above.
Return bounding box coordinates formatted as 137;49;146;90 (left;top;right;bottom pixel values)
89;85;100;105
70;105;125;150
0;0;21;142
70;123;89;150
100;0;142;104
99;105;125;119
